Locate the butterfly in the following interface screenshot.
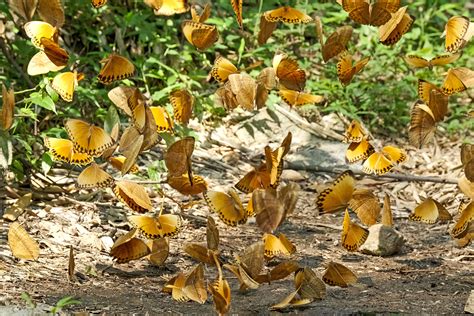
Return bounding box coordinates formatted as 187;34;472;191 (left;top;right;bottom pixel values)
378;6;414;46
76;163;114;189
37;0;64;27
127;88;147;132
128;214;182;239
109;156;139;174
113;180;153;213
345;139;375;164
24;21;57;48
322;261;357;287
211;56;238;83
263;6;312;24
51;71;84;102
273;54;306;91
348;189;381;226
341;0;400;26
235;132;292;193
316;170;355;213
444;16;473;53
409;198;452;224
181;20;219;51
231;0;243;28
343;120;368;143
337;52;370;86
1;84;14;131
170;89;193;126
97;54;135;84
149;106;174;132
224;245;264;291
108;86;136;116
147;238;169;266
65;119;114;157
43;137;93;166
362;146;407;175
91;0;107;8
381;194;394;227
226;73;264;111
190;3;211;23
208;259;231;315
9;0;37;21
341;209;368;251
404;53;461;69
165;137;194;180
214;81;238;111
40;38;68;67
117;128;144;175
321;25;353;63
418;79;443;104
110;229;150;263
168;174;208;195
461;144;474;182
252;183;299;233
8;221;40;261
257;67;277;91
144;0;189;15
441;67;474;96
204;189;247;226
279;88;325;108
263;233;296;259
182;264;208;304
257;14;278;45
27;51;65;76
450;201;473;239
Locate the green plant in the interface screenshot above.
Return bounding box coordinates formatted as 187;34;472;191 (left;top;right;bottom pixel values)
50;296;81;315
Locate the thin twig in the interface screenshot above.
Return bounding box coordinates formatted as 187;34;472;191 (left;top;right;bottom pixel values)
287;162;459;184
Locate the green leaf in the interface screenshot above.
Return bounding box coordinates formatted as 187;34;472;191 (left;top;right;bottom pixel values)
104;106;120;135
27;92;56;113
41;153;53;174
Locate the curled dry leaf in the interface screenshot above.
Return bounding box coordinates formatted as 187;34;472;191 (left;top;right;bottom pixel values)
3;192;32;221
8;221;40;260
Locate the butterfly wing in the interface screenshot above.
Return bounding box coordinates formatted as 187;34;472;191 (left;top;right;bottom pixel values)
168;174;208;195
98;54;135;84
228;73;257;111
113;180;153;213
445;16;470;53
51;72;77;102
27;51;65;76
348;189;381;226
235;165;271;194
170;89;194;125
316;170;355;213
343;120;366;143
275;57;306;91
204;190;247;226
37;0;64;27
408;101;436;148
345;139;375;164
77;163;114;188
65;119;114;156
362;152;394;175
258;15;277;45
370;0;400;26
322;26;353;62
211;56;238;83
182;21;218;51
24;21;56;47
379;7;413;46
342;0;370;25
44;137;92;165
231;0;243;28
337;52;356;85
404;55;430;68
451;202;474;238
381;194;394;226
91;0;107;8
341;209;368;251
409;198;440;224
382;145;407;164
430;53;461;67
417;79;439;104
322;261;357;287
264;6;312;24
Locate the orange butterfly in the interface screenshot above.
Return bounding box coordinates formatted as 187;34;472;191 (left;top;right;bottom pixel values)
322;261;357;287
263;6;312;24
362;146;407;175
404;53;461;69
345;139;375;164
110;229;150;263
129;214;182;239
51;71;84;102
167;174;208;195
204;189;248;226
442;67;474;96
343;120;367;143
443;16;474;53
257;15;278;45
91;0;107;8
279;88;325;108
144;0;189;15
97;54;135;84
341;0;400;26
181;20;219;51
341;209;368;251
409;198;452;224
77;163;114;189
231;0;243;28
378;6;414;46
44;137;93;166
1;84;14;131
321;25;353;63
113;180;153;213
211;56;238;83
273;54;306;91
337;52;370;86
170;89;194;125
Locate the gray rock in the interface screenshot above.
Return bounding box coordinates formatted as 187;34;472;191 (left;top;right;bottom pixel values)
360;224;404;256
466;290;474;314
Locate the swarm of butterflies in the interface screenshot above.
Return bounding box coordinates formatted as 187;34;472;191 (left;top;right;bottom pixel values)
2;0;473;313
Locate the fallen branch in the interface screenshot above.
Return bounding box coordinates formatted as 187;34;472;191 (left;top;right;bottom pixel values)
274;105;344;141
287;162;459;185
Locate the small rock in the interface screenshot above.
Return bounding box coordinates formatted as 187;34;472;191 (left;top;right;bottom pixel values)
465;290;474;313
360;224;404;256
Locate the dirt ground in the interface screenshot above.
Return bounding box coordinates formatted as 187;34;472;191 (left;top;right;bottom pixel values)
1;110;473;315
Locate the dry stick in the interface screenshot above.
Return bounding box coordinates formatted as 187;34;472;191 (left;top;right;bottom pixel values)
274;105;344;141
287;161;459;185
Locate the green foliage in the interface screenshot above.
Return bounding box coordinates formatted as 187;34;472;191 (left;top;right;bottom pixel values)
50;296;81;314
0;0;472;182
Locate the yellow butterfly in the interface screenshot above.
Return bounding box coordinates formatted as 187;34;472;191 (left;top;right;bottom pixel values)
24;21;57;48
341;0;400;26
262;233;296;259
404;53;461;69
128;214;182;239
362;146;407;175
44;137;93;166
98;54;135;84
409;198;452;224
279;88;325;108
77;163;114;189
378;6;414;46
337;52;370;86
442;67;474;95
343;120;367;143
316;170;355;213
211;56;238;83
65;119;114;156
51;71;84;102
113;180;153;213
322;261;357;287
110;229;150;263
204;189;247;226
181;21;219;51
341;209;368;251
444;16;474;53
144;0;189;16
263;6;312;24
